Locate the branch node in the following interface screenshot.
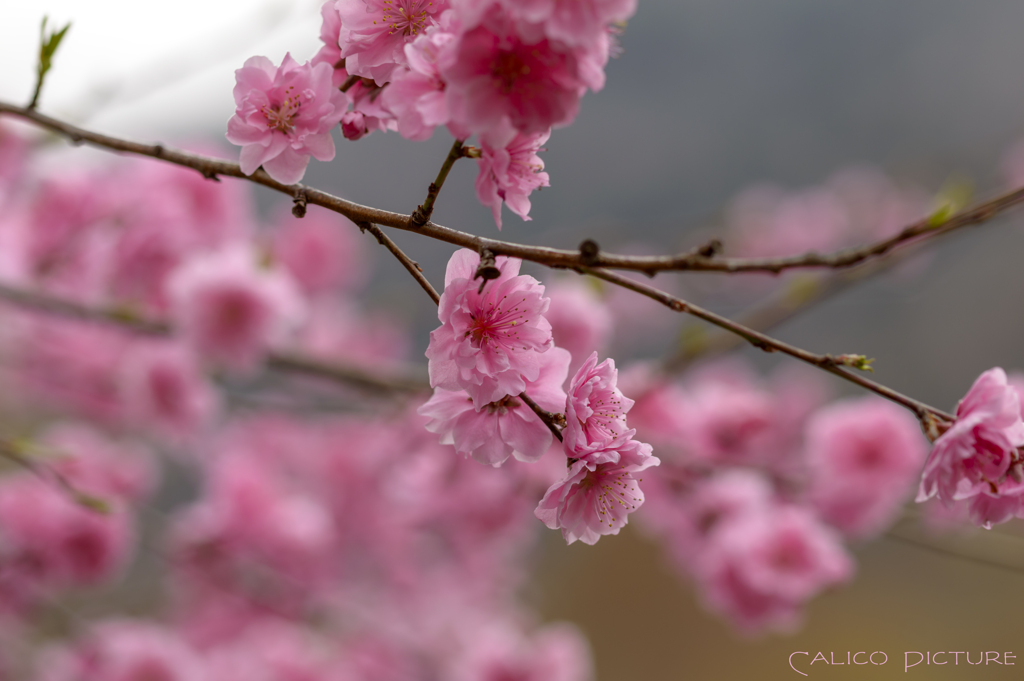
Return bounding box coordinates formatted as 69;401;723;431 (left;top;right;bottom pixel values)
475;249;501;292
292;190;308;218
579;239;600;266
409;183;438;227
696;238;722;258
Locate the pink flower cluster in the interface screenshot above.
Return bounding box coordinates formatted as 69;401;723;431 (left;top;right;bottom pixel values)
917;368;1024;528
0;151;401;444
228;1;632;225
0;425;152;615
422;250;657;544
624;362;935;632
724;167;928;274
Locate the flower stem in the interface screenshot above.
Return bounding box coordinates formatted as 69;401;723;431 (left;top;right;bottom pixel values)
410;139;466;228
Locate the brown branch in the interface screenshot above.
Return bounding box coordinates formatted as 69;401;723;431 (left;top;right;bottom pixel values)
0;102;961;429
578;267;954;423
664;265;884;373
409;138;465;228
360;223;441;304
0;281;427;394
0;438;110;513
519;392;566;443
4;101;1020;279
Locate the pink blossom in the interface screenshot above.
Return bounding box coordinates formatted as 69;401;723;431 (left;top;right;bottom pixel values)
381;30;455;141
728;185;850;258
683;367;774;466
451;623;593;681
535;439;659;545
420;346;570;466
967;493;1023;530
496;0;637;47
300;301;411;367
0;474;134;591
440;5;595;135
663;471;776;566
697;505;853;634
167;246;306;372
475;124;551;229
272;206;367;296
826;166;928;241
563;352;634;462
119;342;220;439
41;423;155;504
806;397;927;539
544;280;612;373
16;319;134;423
226;54;347;185
426;249;553;407
338;0;451;84
617;366;690;455
169;454;337;617
0;122;29;191
917;368;1024;511
205;621;336;681
44;621;206;681
312;1;349;87
340;80;398;141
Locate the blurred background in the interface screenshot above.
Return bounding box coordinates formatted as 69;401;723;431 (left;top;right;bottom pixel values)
5;1;1024;678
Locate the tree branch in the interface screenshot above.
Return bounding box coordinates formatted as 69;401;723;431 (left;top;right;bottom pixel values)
4;101;1021;279
519;392;566;443
0;102;966;426
578;267;954;423
409;138;466;228
0;281;427;394
360;223;441;304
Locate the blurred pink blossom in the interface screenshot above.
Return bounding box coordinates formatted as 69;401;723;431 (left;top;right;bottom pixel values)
167;246;306;372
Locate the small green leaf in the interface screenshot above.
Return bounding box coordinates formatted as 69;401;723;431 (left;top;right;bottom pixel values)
833;354;875;373
73;492;111;515
29;16;71;109
927;176;973;229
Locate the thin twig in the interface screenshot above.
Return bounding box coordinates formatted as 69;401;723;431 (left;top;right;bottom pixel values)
0;281;427;394
884;531;1024;579
339;74;360;93
519;392;566;443
0;102;961;427
0;439;109;513
361;223;441;304
3;101;1020;278
579;266;954;423
409;138;465;228
664;266;885;372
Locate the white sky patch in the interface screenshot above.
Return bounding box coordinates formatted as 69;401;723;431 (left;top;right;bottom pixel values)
1;1;324;136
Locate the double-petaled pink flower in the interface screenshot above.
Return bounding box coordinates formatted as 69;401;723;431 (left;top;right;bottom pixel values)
917;368;1024;521
440;4;600;136
227;54;348;185
420;347;570;466
475;124;551;229
535;438;658;545
426;249;553;407
563;352;634;463
338;0;451;84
